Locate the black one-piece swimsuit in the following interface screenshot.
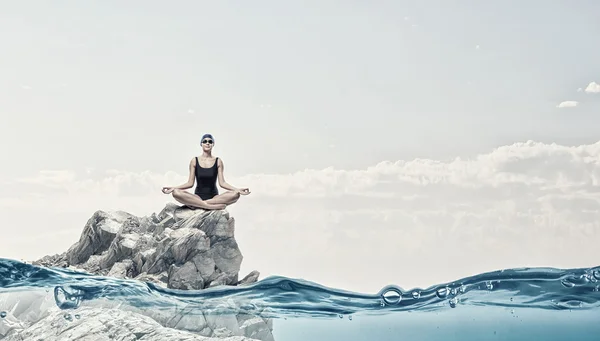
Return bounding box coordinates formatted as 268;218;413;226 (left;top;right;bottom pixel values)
194;157;219;200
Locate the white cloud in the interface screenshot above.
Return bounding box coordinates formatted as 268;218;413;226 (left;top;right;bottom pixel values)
556;101;578;108
585;81;600;94
2;140;600;292
16;170;76;184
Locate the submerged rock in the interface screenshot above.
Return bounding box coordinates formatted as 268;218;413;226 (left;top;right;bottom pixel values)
2;307;257;341
1;203;275;341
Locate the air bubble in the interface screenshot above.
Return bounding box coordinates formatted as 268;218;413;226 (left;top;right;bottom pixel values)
412;291;421;299
348;315;353;320
593;271;600;281
436;287;449;298
338;314;343;319
0;311;6;318
450;288;458;296
54;286;82;310
64;313;73;321
561;279;576;288
381;286;402;305
75;314;80;319
449;298;458;308
485;281;494;290
459;285;466;293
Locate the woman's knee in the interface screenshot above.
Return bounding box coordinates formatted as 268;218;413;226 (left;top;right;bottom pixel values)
227;191;240;202
172;188;183;198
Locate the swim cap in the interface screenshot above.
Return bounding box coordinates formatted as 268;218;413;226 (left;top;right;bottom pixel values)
201;133;214;144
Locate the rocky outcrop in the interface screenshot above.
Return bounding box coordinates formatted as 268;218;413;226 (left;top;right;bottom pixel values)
1;203;274;341
34;203;257;290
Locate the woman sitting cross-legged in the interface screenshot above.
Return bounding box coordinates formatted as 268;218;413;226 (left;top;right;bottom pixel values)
161;133;250;210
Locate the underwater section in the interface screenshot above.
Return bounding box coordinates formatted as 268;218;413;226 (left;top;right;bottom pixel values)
1;258;599;340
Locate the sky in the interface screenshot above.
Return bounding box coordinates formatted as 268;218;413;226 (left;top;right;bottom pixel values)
1;1;599;294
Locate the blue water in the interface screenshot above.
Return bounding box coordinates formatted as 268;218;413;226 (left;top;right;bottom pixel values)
1;258;600;340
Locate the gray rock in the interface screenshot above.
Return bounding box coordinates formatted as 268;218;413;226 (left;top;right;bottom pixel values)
239;317;276;341
208;272;231;288
2;307;256;341
99;232;140;270
192;252;216;280
107;259;133;279
26;203;270;340
41;206;253;290
157;202;180;221
168;262;204;290
238;271;261;286
210;238;243;278
163;306;209;334
66;211;128;265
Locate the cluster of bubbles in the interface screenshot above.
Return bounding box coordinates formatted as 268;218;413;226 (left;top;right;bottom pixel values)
63;313;81;321
559;270;600;297
378;281;476;310
373;267;600;314
434;283;470;308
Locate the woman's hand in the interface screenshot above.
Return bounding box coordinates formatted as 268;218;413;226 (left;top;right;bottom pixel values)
162;187;174;194
237;188;251;195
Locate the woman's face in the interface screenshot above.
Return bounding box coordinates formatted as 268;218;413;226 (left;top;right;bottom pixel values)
201;137;214;151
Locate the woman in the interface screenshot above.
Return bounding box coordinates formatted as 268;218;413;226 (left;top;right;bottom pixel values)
161;134;250;210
